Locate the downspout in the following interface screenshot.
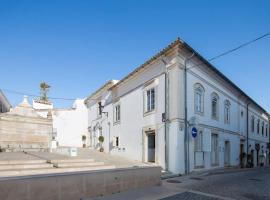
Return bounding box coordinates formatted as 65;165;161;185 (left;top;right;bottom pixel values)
184;52;194;174
246;102;250;162
161;58;169;171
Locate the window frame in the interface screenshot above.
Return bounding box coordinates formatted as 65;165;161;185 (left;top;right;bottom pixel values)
211;92;219;120
113;103;121;124
224;100;231;124
194;83;205;115
144;87;156;113
251;115;255;133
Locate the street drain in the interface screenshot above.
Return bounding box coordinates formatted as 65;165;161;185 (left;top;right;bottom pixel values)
190;177;204;181
167;179;182;183
248;178;262;182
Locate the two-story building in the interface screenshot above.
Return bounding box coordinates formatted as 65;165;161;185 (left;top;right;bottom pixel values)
85;38;269;175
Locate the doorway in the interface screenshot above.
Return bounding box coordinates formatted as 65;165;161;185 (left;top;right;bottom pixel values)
224;141;230;167
211;133;219;166
146;131;155;163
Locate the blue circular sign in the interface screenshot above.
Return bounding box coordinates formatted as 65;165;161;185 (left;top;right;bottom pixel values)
191;127;197;138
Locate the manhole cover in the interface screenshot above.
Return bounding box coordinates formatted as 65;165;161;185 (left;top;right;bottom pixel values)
167;179;182;183
190;177;204;181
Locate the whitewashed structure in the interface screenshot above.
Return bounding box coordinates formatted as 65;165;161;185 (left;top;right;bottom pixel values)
34;99;88;148
0;96;52;151
0;90;12;113
85;38;269;174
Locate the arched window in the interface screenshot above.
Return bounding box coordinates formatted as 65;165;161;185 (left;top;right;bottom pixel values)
211;92;219;119
224;100;231;124
257;119;260;134
251;116;255;132
194;83;204;114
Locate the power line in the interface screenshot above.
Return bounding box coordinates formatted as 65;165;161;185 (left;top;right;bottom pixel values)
1;88;76;101
1;32;270;101
188;31;270;69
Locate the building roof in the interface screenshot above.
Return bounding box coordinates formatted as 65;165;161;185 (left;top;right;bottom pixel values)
109;38;268;115
84;80;119;104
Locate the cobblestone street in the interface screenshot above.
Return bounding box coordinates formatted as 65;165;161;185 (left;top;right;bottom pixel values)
89;167;270;200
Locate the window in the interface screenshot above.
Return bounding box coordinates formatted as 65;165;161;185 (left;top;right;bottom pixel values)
224;100;231;124
194;130;203;152
262;121;265;136
266;125;268;137
116;136;119;147
97;102;102;117
194;83;204;114
0;103;2;113
114;104;121;123
251;116;255;132
211;93;219;119
145;88;155;112
257;119;260;134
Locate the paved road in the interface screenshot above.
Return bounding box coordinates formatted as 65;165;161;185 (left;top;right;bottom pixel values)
89;167;270;200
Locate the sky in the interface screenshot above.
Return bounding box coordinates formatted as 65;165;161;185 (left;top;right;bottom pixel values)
0;0;269;110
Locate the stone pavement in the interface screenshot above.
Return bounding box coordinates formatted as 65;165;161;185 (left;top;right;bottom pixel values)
88;167;270;200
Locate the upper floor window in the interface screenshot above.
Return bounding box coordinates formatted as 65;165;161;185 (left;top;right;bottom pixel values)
145;88;155;113
114;104;121;123
97;102;102;117
262;121;265;136
257;119;260;134
224;100;231;124
251;116;255;132
194;83;204;114
266;125;268;137
211;92;219;119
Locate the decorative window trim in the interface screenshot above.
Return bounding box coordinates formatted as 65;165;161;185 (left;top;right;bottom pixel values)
113;103;121;124
224;100;231;124
144;87;156;114
211;92;219;120
194;83;205;115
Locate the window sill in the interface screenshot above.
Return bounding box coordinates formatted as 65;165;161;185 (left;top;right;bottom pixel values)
144;110;155;117
113;121;121;126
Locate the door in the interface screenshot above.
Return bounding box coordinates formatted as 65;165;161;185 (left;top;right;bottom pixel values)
224;141;230;167
211;134;219;166
147;132;155;162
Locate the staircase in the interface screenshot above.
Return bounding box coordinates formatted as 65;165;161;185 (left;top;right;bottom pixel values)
0;152;115;177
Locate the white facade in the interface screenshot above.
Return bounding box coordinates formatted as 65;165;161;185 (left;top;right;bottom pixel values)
34;99;88;148
0;90;12;113
85;39;269;174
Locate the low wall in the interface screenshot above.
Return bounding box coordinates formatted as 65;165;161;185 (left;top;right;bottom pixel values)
0;166;161;200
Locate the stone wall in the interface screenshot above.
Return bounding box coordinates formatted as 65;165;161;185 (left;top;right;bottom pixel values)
0;96;52;151
0;166;161;200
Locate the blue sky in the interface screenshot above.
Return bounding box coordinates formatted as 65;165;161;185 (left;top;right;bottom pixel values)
0;0;269;110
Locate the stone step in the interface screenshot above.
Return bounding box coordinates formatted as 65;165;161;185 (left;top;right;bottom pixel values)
54;162;105;168
0;163;53;170
48;159;94;163
0;165;116;177
0;160;46;165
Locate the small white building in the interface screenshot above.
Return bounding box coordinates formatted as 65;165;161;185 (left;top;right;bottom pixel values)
85;38;269;175
0;90;12;113
34;99;88;148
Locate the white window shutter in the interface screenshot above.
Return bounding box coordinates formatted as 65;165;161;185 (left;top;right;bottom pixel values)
203;128;211;152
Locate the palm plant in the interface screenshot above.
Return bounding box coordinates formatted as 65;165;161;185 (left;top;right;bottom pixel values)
40;82;50;103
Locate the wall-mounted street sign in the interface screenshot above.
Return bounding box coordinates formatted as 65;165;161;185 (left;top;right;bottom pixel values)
191;127;197;138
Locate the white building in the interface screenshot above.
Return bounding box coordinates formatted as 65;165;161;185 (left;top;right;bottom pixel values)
33;99;88;148
0;90;12;113
85;38;269;175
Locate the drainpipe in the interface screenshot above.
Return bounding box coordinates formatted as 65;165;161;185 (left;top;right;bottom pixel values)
162;58;169;171
184;52;194;174
246;102;250;163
